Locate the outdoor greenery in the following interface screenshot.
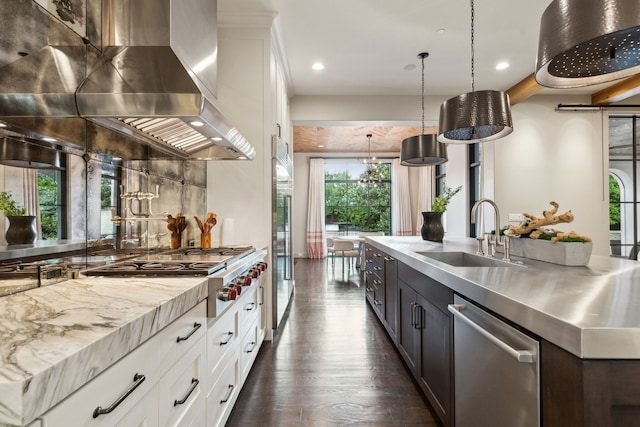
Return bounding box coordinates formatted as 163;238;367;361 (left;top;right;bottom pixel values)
431;182;462;213
38;172;60;240
0;191;26;217
325;163;391;234
609;174;621;227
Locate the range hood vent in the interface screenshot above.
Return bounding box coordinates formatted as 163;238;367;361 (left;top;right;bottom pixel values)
0;0;255;161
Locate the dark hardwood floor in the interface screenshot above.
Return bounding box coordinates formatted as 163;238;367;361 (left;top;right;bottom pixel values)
226;258;438;426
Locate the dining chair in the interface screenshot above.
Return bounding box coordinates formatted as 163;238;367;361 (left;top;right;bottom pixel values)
333;239;360;271
327;237;336;265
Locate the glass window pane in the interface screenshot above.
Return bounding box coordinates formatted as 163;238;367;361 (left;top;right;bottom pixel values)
324;159;392;235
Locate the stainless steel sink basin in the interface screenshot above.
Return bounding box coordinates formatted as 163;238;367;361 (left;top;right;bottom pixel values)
417;251;521;267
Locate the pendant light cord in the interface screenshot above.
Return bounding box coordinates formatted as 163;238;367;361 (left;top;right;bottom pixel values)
417;52;429;135
470;0;475;93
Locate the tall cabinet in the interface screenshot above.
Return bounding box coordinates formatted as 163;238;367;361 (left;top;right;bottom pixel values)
208;14;292;337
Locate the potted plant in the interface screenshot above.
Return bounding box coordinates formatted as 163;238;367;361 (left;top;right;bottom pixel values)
421;183;462;242
0;191;37;245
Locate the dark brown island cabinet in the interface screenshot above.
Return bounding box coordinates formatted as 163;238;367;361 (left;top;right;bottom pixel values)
364;242;640;427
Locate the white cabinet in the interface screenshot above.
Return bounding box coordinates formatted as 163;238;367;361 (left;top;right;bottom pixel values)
205;278;266;427
39;301;207;427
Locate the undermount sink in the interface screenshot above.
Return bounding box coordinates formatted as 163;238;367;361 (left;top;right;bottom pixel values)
417;251;522;268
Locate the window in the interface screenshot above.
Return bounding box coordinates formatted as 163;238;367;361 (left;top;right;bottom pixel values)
100;163;121;239
38;164;66;240
469;143;481;237
609;115;640;260
435;163;446;198
324;160;391;236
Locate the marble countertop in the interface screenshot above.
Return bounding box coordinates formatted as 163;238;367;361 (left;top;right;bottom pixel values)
367;236;640;360
0;275;208;427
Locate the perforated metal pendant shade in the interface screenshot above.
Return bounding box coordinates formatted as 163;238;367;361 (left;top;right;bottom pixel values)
536;0;640;88
401;134;447;166
437;90;513;144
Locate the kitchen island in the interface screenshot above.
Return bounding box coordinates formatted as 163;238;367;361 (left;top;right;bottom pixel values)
0;275;208;426
365;236;640;427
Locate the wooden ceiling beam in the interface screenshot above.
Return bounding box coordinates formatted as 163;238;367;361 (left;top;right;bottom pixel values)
505;73;543;106
592;75;640;105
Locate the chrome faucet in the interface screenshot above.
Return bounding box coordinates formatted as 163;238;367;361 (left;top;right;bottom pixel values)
470;198;511;262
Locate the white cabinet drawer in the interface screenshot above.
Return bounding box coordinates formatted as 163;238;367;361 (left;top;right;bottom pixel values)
206;306;238;391
238;286;259;330
206;356;239;427
159;300;207;374
239;317;260;381
40;336;160;427
158;335;206;427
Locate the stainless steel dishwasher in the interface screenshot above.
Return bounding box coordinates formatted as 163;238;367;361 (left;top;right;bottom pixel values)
448;295;540;427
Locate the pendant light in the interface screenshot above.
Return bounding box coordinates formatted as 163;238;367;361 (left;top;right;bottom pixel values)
437;0;513;144
400;52;447;166
359;134;384;186
536;0;640;88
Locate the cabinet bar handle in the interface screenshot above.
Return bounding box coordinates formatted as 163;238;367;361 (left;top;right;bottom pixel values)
373;279;382;285
374;299;383;306
220;331;234;345
176;322;202;342
409;302;416;328
246;341;257;353
245;302;256;311
174;378;199;406
384;256;395;262
259;286;264;306
93;373;145;418
448;304;536;363
366;287;374;292
220;384;234;403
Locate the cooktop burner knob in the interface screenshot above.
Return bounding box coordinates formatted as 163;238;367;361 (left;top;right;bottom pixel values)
258;262;268;271
237;275;252;286
250;268;260;279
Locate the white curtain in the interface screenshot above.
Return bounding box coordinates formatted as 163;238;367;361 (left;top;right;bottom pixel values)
306;158;326;258
391;159;413;236
415;166;434;235
22;169;42;239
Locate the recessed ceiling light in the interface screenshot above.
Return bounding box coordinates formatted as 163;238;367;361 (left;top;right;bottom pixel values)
212;137;223;141
312;62;325;71
318;144;325;148
496;62;510;70
42;137;56;142
404;64;417;71
436;28;446;35
190;120;204;127
0;123;6;128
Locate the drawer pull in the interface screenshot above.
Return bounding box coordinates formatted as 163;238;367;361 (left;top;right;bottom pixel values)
220;331;234;346
245;302;256;312
374;299;383;306
384;256;395;262
174;378;199;406
246;341;256;353
220;384;234;403
365;287;373;292
93;373;145;418
373;279;382;285
176;322;202;343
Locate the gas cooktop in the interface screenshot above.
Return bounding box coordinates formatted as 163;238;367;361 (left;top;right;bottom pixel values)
82;246;255;276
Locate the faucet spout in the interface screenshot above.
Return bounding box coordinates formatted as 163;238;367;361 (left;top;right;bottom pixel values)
470;198;507;258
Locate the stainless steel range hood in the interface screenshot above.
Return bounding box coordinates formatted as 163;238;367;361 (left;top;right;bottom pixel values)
0;0;255;161
77;0;255;160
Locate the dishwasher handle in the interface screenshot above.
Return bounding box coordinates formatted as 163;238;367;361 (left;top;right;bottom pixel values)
448;304;535;363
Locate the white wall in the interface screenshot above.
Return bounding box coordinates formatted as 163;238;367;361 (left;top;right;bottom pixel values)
292;94;615;257
495;96;610;256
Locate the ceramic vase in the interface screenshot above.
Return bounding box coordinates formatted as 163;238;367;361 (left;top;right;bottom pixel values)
5;215;37;245
421;211;444;242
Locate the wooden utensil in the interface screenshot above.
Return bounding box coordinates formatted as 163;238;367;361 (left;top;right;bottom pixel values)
167;213;188;248
194;212;217;248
